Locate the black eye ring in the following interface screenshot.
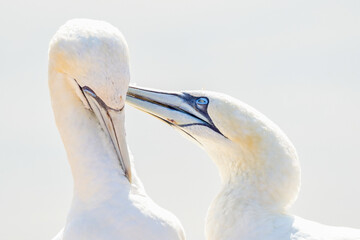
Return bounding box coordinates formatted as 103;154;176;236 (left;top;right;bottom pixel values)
196;97;209;105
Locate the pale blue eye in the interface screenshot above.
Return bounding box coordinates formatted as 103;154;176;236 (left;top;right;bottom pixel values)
196;97;209;105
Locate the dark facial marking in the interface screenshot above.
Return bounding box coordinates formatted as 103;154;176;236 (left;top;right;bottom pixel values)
126;87;227;139
180;93;226;138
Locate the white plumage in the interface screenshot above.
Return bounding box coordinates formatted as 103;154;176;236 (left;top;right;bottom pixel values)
48;19;185;240
126;86;360;240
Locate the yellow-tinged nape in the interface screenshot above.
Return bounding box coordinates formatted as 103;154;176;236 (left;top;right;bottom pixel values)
48;19;130;110
188;90;301;209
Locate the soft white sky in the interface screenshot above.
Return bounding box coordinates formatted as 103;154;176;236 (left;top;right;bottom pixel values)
0;1;359;239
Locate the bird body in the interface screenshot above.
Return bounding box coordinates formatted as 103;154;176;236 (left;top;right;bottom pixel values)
49;19;185;240
126;87;360;240
207;200;360;240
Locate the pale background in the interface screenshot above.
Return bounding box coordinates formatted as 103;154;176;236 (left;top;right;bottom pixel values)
0;1;359;239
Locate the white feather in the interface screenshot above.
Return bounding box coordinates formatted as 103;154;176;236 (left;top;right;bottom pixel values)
48;19;185;240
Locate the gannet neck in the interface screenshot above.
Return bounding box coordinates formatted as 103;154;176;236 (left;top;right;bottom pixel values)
49;70;130;204
204;116;301;211
203;99;302;239
191;94;300;210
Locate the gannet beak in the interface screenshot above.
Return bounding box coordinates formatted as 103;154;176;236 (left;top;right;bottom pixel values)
126;86;224;138
80;85;132;182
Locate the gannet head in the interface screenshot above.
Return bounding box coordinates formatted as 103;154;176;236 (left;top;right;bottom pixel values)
48;19;132;182
127;86;301;209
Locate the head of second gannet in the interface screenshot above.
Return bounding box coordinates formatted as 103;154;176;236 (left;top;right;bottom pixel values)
48;19;132;182
127;87;301;210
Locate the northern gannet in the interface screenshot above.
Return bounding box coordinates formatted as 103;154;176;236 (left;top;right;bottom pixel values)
48;19;185;240
126;86;360;240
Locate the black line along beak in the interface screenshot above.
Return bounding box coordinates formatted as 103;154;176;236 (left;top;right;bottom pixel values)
125;86;225;140
75;80;132;182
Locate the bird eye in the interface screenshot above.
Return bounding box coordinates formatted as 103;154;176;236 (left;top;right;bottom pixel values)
196;97;209;105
